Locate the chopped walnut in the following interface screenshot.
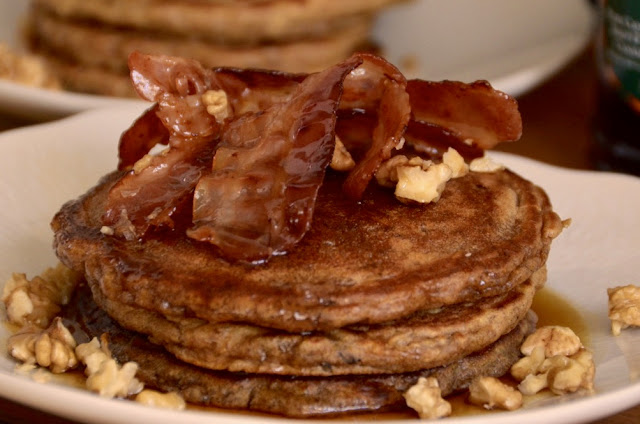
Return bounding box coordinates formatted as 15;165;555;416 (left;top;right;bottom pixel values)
510;345;545;382
202;89;230;122
330;135;355;171
132;154;154;174
469;156;504;172
2;263;81;328
375;155;411;187
468;376;523;411
518;372;549;396
520;326;582;357
547;350;595;395
375;148;469;204
76;337;143;398
607;285;640;336
136;390;186;410
100;226;115;236
396;162;452;204
442;147;469;178
404;377;452;419
7;317;78;374
511;326;594;397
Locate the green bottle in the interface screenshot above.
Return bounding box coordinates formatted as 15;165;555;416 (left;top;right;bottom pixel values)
592;0;640;175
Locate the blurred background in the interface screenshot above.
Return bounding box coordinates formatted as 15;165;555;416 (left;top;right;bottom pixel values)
0;0;607;172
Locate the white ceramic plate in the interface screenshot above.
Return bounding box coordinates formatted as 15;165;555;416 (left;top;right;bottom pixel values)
374;0;595;96
1;106;639;424
0;0;593;120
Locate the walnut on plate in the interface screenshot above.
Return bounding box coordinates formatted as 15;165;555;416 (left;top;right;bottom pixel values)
2;263;81;328
511;326;594;396
403;377;452;419
7;317;78;374
607;285;640;336
468;376;523;411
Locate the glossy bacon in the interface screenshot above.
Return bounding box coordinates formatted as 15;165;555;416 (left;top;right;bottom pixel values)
103;52;221;238
103;51;522;261
187;56;363;261
407;79;522;150
338;54;411;199
212;68;305;115
117;104;169;170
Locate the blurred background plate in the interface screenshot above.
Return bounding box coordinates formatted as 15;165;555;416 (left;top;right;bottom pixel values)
0;0;594;121
373;0;594;96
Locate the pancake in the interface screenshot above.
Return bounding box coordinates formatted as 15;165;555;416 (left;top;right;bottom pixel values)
52;167;562;333
63;282;537;417
28;5;372;75
44;52;564;418
87;270;543;376
32;0;404;44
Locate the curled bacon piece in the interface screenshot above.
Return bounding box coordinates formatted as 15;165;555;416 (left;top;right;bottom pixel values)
103;52;221;239
407;79;522;150
187;56;363;261
339;54;411;200
212;68;305;115
102;51;523;261
117;104;169;170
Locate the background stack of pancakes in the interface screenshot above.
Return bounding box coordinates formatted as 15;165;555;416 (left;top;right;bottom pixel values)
25;0;403;97
55;168;563;417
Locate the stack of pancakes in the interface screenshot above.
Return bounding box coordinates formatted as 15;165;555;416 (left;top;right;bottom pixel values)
25;0;402;97
53;166;563;417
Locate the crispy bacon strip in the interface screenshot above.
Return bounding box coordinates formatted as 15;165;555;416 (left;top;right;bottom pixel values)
212;68;305;116
340;54;411;200
103;51;522;261
187;56;363;261
407;79;522;150
103;52;221;238
117;104;169;170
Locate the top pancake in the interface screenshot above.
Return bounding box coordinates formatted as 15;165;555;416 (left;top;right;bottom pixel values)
52;168;562;332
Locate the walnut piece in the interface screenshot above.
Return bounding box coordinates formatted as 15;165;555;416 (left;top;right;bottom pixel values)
520;326;582;357
2;263;81;328
7;317;78;373
136;390;186;410
546;350;595;395
469;155;504;172
442;147;469;178
468;376;523;411
330;135;355;171
404;377;452;419
375;155;411;187
510;345;545;381
511;326;594;397
76;337;143;398
202;89;230;122
518;372;549;396
375;148;470;204
132;154;154;174
607;285;640;336
396;162;452;204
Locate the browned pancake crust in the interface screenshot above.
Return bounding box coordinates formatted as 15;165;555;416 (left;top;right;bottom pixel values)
63;283;536;417
88;274;541;375
32;0;403;44
52;169;562;332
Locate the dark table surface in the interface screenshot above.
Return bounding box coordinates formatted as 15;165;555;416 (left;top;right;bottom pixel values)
1;45;639;423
